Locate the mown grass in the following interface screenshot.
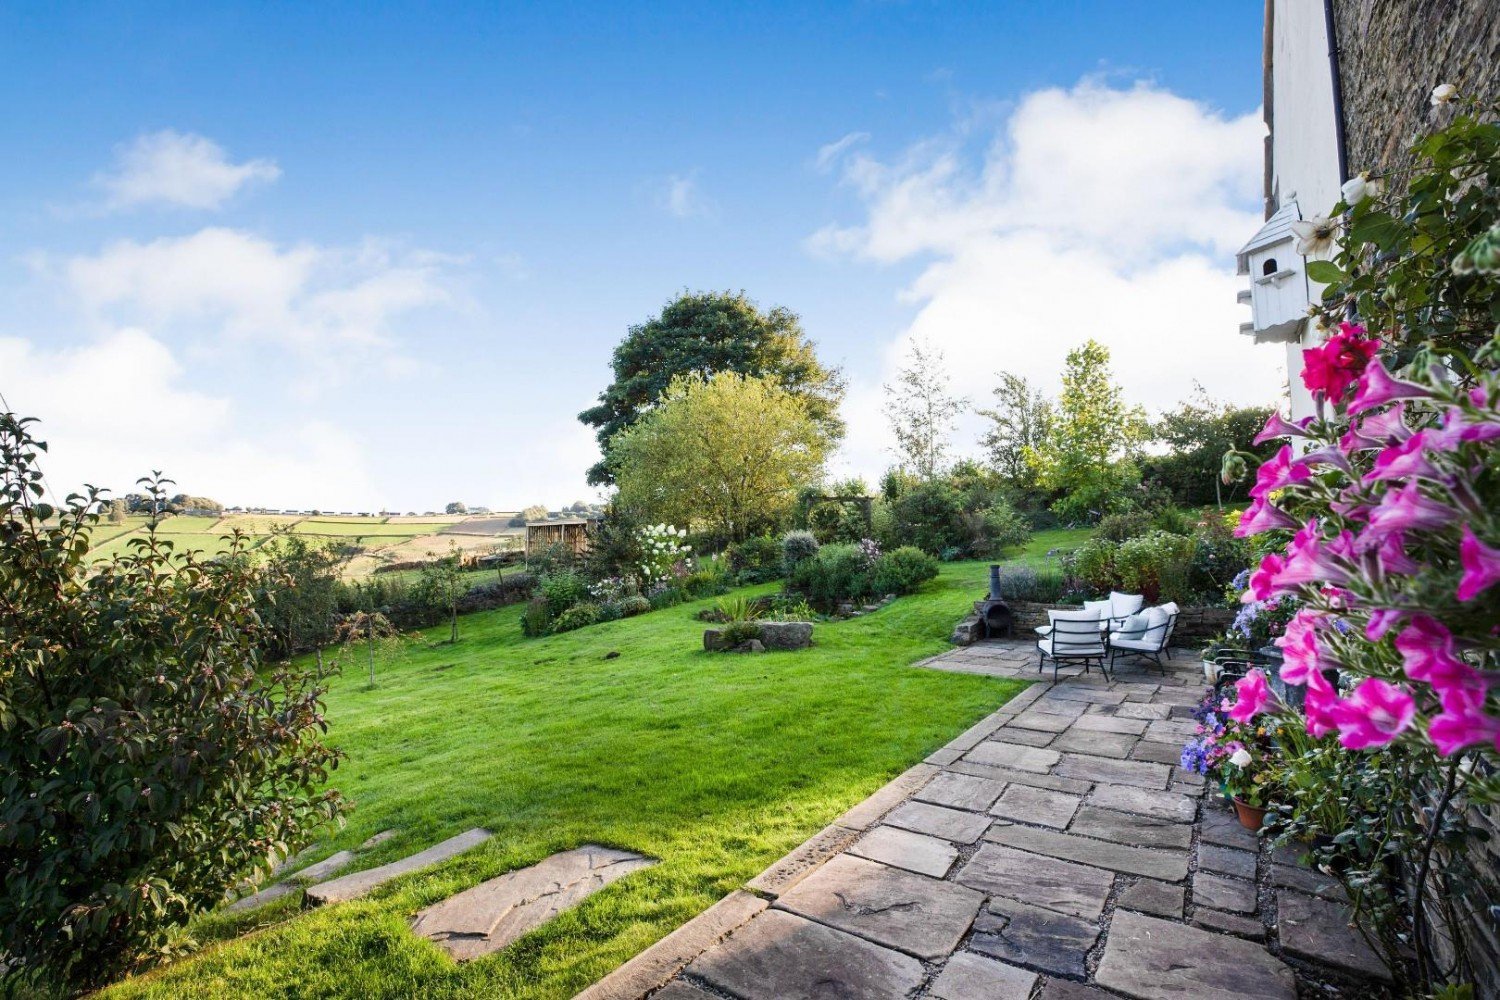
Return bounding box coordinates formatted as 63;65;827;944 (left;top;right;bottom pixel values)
97;558;1043;1000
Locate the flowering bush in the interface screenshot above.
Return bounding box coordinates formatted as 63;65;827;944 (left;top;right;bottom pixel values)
638;523;693;588
1216;92;1500;992
1178;686;1283;806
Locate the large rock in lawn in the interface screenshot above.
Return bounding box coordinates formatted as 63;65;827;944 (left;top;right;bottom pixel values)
704;628;729;651
756;621;812;650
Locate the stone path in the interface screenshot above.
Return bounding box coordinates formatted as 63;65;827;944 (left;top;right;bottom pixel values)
579;641;1390;1000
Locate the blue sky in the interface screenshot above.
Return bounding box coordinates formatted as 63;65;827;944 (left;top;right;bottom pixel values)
0;2;1282;511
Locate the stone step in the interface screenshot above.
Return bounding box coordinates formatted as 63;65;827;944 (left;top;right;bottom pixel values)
305;828;492;906
411;845;655;961
227;850;357;912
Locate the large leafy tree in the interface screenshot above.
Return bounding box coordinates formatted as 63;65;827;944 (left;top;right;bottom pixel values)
1026;339;1148;521
0;416;346;991
976;371;1053;487
884;338;967;480
579;291;845;485
612;372;831;543
1145;385;1274;507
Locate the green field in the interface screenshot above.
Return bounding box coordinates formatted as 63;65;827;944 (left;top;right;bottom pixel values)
97;558;1041;1000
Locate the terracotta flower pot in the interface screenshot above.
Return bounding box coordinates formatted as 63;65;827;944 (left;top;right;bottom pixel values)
1231;797;1267;831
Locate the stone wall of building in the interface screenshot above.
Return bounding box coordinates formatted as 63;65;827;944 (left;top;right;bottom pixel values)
1333;0;1500;179
1332;5;1500;991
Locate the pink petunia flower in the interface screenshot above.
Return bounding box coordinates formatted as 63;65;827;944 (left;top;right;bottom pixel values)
1347;358;1435;416
1235;496;1300;537
1303;669;1340;738
1344;403;1413;451
1394;615;1486;697
1458;525;1500;602
1253;411;1313;446
1227;669;1271;723
1273;523;1355;591
1301;323;1380;403
1365;607;1408;641
1365;432;1443;483
1245;553;1284;602
1440;406;1500;447
1362;482;1457;544
1277;610;1333;685
1329;677;1416;749
1250;445;1314;500
1427;685;1500;755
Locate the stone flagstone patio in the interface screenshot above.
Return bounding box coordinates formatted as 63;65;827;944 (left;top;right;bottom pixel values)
577;639;1392;1000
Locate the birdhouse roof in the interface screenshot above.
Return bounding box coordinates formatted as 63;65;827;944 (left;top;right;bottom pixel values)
1236;201;1301;274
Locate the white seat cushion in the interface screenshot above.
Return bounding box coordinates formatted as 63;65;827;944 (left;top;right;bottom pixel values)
1143;605;1170;631
1083;599;1111;620
1109;635;1160;652
1039;639;1105;656
1035;625;1053;636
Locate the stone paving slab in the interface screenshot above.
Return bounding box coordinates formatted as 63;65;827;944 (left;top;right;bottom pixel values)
1086;784;1197;823
947;759;1092;794
1068;805;1193;850
1193;871;1256;914
1069;713;1150;735
984;822;1189;882
969;896;1102;978
848;824;958;878
1053;753;1171;790
1277;891;1389;981
964;740;1061;773
305;828;492;906
928;951;1037;1000
774;854;983;960
915;771;1007;812
884;800;992;844
745;822;861;898
686;908;926;1000
985;725;1058;746
990;784;1081;829
1007;710;1077;733
1095;911;1296;1000
1116;878;1184;918
1050;729;1141;758
411;845;655;961
1198;843;1257;878
957;843;1114;918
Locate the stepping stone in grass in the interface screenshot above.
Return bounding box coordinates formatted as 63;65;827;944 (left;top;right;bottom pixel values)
305;828;492;906
411;844;655;961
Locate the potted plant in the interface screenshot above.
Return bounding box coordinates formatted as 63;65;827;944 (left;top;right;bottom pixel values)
1180;685;1282;828
1220;742;1280;830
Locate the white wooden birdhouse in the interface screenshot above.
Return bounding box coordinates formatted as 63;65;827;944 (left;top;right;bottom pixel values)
1236;200;1310;344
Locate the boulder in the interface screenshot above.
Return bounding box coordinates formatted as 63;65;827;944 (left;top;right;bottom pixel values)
704;628;728;651
757;621;813;650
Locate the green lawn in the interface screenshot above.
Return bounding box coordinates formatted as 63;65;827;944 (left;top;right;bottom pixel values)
99;560;1033;1000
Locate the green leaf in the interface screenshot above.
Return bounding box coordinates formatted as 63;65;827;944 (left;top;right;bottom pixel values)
1305;260;1346;285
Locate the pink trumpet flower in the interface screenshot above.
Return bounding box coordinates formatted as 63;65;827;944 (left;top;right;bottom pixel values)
1235;496;1300;537
1253;411;1312;446
1365;432;1443;483
1362;482;1457;544
1277;610;1333;685
1395;616;1486;696
1344;404;1413;451
1458;525;1500;602
1329;678;1416;749
1227;669;1270;723
1428;686;1500;755
1250;445;1313;500
1348;358;1435;415
1302;669;1340;738
1245;553;1284;602
1365;608;1408;641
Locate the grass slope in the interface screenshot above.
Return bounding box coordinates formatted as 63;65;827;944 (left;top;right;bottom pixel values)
99;558;1042;1000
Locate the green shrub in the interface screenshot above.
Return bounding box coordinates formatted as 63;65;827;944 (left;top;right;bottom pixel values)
682;559;730;599
647;586;685;611
1095;511;1154;543
620;594;652;617
596;600;624;622
521;597;552;637
1150;506;1193;535
717;620;761;648
527;540;574;578
792;543;874;609
540;570;590;617
1114;530;1195;603
0;459;346;991
764;594;816;621
552;602;601;633
781;530;820;573
727;535;783;584
1071;537;1120;593
972;500;1032;557
992;564;1070;603
715;595;764;624
871;546;939;595
886;481;966;555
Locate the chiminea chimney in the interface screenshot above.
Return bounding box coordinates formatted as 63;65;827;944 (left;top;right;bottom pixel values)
988;564;1003;601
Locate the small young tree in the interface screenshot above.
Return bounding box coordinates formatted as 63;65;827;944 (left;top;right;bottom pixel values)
1025;340;1148;521
421;542;466;643
258;529;346;668
884;338;967;480
0;415;346;992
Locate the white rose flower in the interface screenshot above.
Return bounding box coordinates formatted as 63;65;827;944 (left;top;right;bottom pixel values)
1290;215;1338;256
1229;748;1253;768
1431;83;1458;106
1340;172;1378;205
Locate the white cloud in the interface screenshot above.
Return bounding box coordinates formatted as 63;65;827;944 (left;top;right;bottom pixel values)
93;130;281;211
814;131;870;172
812;79;1285;481
0;329;378;508
657;171;716;219
59;227;454;382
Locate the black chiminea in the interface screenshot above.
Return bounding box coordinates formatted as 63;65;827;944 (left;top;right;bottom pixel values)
975;564;1013;639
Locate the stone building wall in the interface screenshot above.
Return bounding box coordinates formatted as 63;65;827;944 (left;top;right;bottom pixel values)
1330;4;1500;991
1333;0;1500;179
